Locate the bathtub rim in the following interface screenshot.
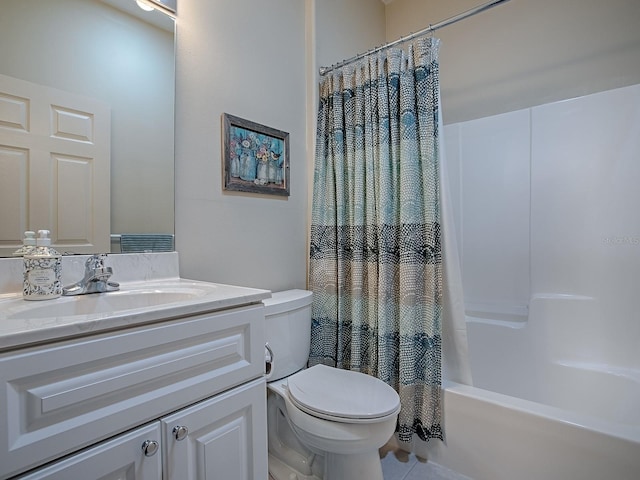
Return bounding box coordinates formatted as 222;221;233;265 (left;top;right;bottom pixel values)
442;380;640;445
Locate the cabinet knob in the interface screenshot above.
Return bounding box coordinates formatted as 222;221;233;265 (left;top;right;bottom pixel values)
141;440;159;457
173;425;189;441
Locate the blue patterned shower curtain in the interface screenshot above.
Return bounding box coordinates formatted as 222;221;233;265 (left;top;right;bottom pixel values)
309;38;443;442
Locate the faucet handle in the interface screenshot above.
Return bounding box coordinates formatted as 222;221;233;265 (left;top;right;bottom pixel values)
85;253;107;270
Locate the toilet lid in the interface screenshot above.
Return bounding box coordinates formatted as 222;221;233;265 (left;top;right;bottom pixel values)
287;364;400;422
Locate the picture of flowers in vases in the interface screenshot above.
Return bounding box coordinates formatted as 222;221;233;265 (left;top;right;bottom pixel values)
223;113;290;196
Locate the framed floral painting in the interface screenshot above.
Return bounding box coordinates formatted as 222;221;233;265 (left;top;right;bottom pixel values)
222;113;290;196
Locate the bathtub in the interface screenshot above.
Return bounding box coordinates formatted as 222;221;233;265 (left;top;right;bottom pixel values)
415;295;640;480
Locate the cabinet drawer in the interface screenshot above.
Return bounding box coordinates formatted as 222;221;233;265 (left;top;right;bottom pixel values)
0;304;265;479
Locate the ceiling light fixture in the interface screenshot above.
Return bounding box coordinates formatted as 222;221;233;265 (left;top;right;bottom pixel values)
134;0;176;19
135;0;154;12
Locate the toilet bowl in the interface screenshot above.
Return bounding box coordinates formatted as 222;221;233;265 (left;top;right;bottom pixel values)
264;290;400;480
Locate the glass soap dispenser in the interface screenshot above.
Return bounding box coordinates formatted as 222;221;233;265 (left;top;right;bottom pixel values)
23;230;62;300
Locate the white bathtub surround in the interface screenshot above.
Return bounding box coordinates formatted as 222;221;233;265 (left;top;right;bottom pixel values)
418;382;639;480
530;85;640;368
421;83;640;479
383;380;640;479
439;124;472;386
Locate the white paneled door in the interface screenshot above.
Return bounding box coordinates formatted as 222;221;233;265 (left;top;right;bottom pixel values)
0;73;110;256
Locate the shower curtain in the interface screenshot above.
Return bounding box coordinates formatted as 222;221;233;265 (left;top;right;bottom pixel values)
309;38;443;442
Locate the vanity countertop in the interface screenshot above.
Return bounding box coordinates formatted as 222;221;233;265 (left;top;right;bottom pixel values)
0;253;270;352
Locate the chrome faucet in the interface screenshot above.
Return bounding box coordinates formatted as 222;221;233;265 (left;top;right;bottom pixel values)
62;254;120;296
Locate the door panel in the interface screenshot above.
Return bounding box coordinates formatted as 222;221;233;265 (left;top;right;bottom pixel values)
0;73;110;255
17;423;162;480
162;378;268;480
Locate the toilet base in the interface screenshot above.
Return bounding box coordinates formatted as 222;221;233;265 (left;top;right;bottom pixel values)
269;450;383;480
269;452;322;480
324;450;384;480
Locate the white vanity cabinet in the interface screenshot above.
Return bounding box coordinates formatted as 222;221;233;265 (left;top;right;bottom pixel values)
0;303;268;480
16;378;266;480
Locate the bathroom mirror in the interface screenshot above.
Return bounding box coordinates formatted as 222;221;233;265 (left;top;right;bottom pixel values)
0;0;175;256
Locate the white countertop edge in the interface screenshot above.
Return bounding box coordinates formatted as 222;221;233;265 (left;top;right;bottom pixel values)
0;278;271;352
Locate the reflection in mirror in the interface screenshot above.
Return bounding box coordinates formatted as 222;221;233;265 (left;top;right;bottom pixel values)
0;0;175;256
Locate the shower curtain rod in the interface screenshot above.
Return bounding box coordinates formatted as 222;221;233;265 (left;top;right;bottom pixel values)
318;0;511;76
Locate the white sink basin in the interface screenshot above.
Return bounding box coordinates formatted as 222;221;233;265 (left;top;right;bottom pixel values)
6;288;207;320
0;278;271;351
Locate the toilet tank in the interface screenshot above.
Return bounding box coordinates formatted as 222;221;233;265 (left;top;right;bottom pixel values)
264;289;313;381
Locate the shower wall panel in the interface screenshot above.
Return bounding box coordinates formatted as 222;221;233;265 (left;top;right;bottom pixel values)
445;109;531;320
444;83;640;372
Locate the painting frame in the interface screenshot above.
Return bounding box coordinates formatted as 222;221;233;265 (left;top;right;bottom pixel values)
222;113;290;196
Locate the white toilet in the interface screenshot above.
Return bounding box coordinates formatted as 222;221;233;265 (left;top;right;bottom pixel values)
264;290;400;480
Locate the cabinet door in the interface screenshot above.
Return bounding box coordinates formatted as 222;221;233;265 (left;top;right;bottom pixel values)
17;423;162;480
161;377;268;480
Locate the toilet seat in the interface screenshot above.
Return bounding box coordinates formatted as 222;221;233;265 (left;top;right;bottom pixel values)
286;364;400;424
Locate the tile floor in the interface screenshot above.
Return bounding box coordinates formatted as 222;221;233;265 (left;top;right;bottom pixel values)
268;450;474;480
381;451;473;480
